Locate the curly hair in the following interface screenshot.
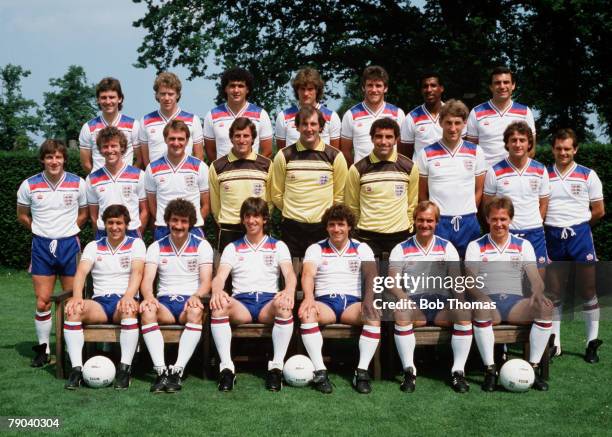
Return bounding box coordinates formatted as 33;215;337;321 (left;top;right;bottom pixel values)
164;198;197;228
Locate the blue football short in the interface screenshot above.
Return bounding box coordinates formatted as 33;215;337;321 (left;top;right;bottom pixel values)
93;294;122;322
413;293;448;323
510;227;549;268
545;222;597;264
489;293;525;322
316;294;361;323
158;294;191;322
233;292;276;322
30;235;80;276
435;213;481;259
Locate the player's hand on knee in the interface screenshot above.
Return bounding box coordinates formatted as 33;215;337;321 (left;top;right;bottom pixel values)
186;295;204;310
65;297;84;317
298;298;318;319
139;297;159;314
210;290;231;311
274;291;294;311
362;298;381;321
118;296;138;314
530;292;552;310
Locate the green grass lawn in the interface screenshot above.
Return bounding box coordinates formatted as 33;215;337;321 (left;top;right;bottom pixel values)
1;268;611;437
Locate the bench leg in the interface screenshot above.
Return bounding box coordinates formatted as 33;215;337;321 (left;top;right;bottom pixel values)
201;312;211;380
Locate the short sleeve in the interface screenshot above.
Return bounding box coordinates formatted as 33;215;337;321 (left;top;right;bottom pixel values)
340;111;353;140
587;171;604;202
78;177;88;207
463;241;480;274
445;242;461;262
145;242;160;264
198;162;209;192
466;109;478;139
198;239;214;265
526;107;536;134
396;108;406;130
357;242;375;262
79;122;92;149
483;166;497;196
132;238;147;260
85;176;98;205
274;112;287;141
131;120;141;149
219;242;238;268
329;111;342;140
521;240;537;264
81;241;98;263
303;243;322;267
136;171;146;200
539;168;550;198
389;243;405;263
16;180;31;206
191;114;204;144
258;109;273;140
144;166;156;193
415;149;429;176
400;115;415;144
138;117;149;145
474;146;487;175
203;111;215;140
276;240;292;263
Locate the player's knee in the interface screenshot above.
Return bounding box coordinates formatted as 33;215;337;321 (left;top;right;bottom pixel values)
185;306;204;323
140;307;157;324
275;306;292;319
211;308;228;319
36;298;51;312
299;312;317;324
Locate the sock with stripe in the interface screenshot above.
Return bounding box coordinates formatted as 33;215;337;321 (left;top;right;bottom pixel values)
142;323;166;370
552;301;563;347
394;324;416;373
64;321;84;368
583;297;600;343
357;325;380;371
174;323;202;370
529;320;552;364
119;318;139;366
35;311;52;354
300;322;325;371
451;323;473;373
211;317;234;373
270;316;294;370
473;320;494;366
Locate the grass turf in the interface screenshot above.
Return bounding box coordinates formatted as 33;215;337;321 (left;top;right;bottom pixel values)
1;268;611;436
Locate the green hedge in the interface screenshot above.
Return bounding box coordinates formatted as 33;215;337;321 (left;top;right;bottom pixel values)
1;145;610;269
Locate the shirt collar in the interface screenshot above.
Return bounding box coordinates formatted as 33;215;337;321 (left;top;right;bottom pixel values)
228;150;257;162
369;149;398;163
296;139;325;152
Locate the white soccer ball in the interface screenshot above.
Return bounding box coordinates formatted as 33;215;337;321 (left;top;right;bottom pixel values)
499;359;535;392
283;355;315;387
82;355;116;388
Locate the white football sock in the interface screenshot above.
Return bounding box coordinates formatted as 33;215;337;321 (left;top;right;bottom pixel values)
300;323;325;371
35;311;52;354
270;316;294;370
583;297;600;343
357;325;380;371
473;320;495;366
394;324;416;374
451;323;473;373
529;320;552;364
211;317;234;373
142;323;165;369
174;323;202;370
63;321;84;368
119;318;139;366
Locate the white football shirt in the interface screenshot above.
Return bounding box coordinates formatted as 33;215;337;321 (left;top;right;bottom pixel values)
275;103;341;146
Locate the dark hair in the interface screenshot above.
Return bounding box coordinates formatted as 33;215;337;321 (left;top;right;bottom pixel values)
322;204;356;230
96;77;124;110
220;67;254;100
291;67;324;102
485;196;515;220
413;200;440;222
102;204;131;226
154;72;182;101
420;72;442;87
164;198;197;228
229;117;257;141
163;119;190;141
39;139;67;163
295;105;326;130
370;118;400;139
552;128;578;149
490;66;514;84
239;197;270;232
96;126;128;154
361;65;389;87
439;99;469;122
503;121;534;151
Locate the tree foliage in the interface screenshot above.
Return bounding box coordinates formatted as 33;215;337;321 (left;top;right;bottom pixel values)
39;65;97;144
0;64;41;150
133;0;612;141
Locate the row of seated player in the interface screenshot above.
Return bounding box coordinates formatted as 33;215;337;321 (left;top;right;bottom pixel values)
58;197;558;395
79;66;534;172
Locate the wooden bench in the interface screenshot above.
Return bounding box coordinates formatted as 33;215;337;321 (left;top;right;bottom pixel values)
51;291;210;379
